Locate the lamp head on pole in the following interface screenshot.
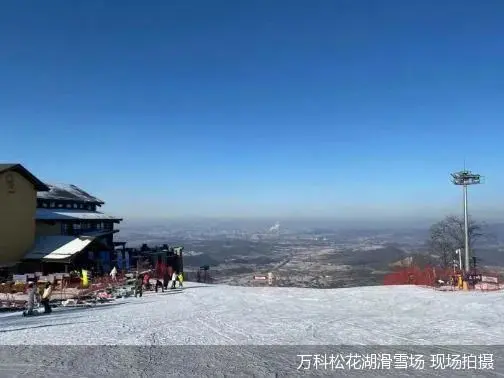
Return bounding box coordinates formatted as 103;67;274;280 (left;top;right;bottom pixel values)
451;170;481;186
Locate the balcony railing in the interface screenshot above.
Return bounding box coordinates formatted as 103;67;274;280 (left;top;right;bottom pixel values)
61;226;115;236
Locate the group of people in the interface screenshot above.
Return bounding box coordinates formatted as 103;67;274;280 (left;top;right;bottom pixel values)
22;266;186;315
24;281;53;316
134;270;183;298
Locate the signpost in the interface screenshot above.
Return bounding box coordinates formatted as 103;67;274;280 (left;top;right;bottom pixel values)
481;276;498;284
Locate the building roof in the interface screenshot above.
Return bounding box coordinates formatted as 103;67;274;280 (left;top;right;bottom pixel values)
0;163;49;191
37;183;105;204
24;235;95;261
36;208;122;221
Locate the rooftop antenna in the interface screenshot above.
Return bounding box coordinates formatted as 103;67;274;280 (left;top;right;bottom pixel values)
450;165;482;273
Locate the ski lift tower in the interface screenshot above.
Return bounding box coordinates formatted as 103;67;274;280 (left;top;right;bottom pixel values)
451;169;482;273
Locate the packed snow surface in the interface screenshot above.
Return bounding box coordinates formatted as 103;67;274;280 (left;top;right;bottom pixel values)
1;282;503;345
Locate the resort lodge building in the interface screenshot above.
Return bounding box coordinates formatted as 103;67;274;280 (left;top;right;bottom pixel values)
0;163;124;275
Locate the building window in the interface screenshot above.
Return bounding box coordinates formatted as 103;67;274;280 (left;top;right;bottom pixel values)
86;205;92;210
66;203;72;208
73;203;78;209
50;202;55;208
74;223;81;230
42;202;48;208
57;203;63;208
62;223;70;235
79;204;84;209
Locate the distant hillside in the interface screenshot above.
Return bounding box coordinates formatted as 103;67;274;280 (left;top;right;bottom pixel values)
473;248;504;267
318;246;408;270
341;246;408;268
390;253;438;268
183;254;220;268
388;249;504;270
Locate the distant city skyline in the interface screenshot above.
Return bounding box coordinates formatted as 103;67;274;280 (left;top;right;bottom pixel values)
2;1;504;218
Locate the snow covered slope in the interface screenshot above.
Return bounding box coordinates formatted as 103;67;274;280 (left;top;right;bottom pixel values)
1;282;503;346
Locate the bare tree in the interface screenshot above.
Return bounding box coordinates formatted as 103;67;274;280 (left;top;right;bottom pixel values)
428;215;484;269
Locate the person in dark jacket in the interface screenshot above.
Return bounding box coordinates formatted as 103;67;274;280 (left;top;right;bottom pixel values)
155;279;164;293
163;270;170;290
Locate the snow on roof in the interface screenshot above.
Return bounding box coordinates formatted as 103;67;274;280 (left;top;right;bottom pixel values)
37;183;104;204
24;235;94;261
36;208;122;221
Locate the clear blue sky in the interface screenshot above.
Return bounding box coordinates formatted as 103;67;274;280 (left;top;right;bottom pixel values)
1;0;503;220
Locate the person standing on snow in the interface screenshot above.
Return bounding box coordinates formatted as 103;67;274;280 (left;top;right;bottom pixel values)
155;279;164;293
163;269;170;290
171;271;178;289
25;282;38;315
110;266;117;281
177;273;184;288
166;266;173;289
135;274;143;297
143;272;151;291
40;282;53;313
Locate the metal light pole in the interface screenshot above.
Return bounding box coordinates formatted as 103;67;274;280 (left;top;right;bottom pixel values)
451;170;481;273
455;248;462;272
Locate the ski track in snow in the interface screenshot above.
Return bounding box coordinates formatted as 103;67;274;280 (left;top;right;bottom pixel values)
0;282;503;346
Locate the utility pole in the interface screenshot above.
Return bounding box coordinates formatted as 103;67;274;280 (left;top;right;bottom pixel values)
455;249;462;272
451;170;481;273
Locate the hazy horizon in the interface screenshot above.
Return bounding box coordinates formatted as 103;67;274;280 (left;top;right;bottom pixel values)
118;213;504;230
102;191;503;221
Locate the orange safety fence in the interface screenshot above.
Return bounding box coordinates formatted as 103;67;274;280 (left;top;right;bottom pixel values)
76;275;127;297
27;274;131;300
383;266;451;286
0;274;130;309
384;265;504;291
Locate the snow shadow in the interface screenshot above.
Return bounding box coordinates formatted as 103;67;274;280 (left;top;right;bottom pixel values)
0;320;98;334
119;299;173;307
0;302;129;323
52;303;128;314
156;290;185;296
180;285;212;290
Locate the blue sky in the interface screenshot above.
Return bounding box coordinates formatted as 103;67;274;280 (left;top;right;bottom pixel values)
1;0;503;220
